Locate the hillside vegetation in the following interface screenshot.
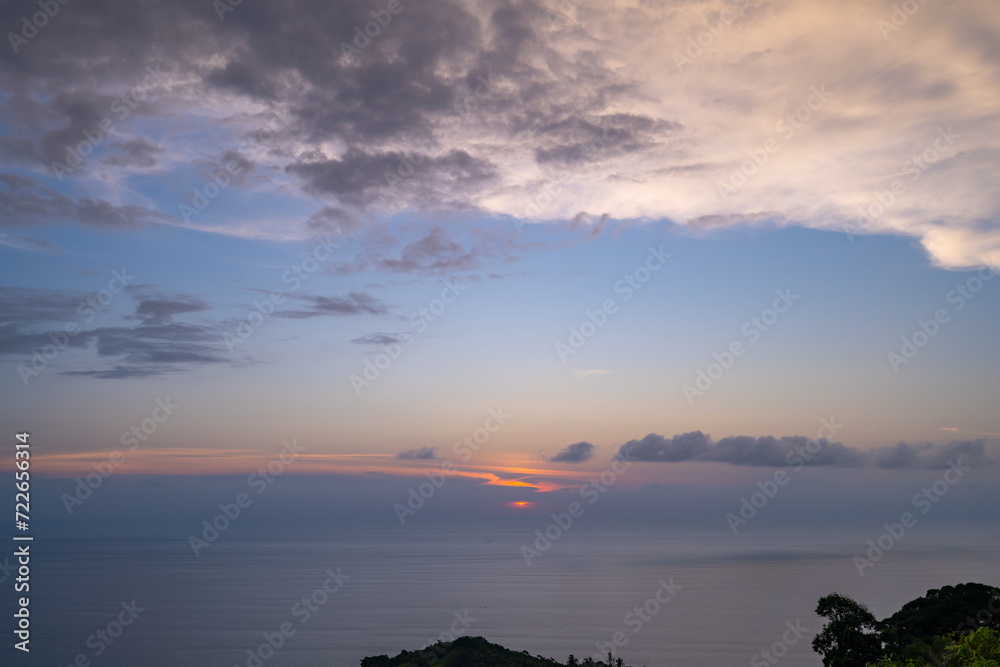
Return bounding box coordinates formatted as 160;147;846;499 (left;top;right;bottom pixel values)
359;583;999;666
361;635;639;667
812;582;1000;666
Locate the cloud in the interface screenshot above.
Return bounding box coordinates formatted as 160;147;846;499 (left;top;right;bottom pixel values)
621;431;716;464
375;227;482;274
0;174;162;229
532;114;681;166
550;441;595;464
328;223;523;277
288;149;496;210
0;286;88;328
304;207;365;237
351;333;410;346
62;320;228;379
1;0;997;269
0;235;57;253
574;369;611;378
194;149;258;187
277;292;389;318
617;432;992;469
0;286;227;378
396;446;436;460
60;328;227;378
867;440;991;470
135;296;211;324
103;137;162;169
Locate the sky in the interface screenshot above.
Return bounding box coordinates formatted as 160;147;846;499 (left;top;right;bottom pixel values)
1;0;999;516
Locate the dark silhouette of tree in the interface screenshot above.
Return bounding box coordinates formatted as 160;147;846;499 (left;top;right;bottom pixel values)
880;582;1000;659
812;583;1000;665
869;627;1000;666
360;636;642;666
812;593;883;667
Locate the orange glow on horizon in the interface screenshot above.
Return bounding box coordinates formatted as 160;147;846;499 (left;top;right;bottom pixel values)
18;448;587;493
13;448;746;495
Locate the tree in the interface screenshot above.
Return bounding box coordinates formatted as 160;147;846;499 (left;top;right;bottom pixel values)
880;583;1000;659
812;593;883;667
943;627;1000;667
867;627;1000;666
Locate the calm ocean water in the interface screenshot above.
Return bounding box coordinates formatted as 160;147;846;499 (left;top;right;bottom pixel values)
6;524;998;666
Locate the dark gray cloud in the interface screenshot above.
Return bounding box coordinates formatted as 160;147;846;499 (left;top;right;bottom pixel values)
0;285;226;378
867;440;990;469
104;137;162;168
0;173;74;226
377;227;480;274
2;0;488;154
205;61;280;101
277;292;388;319
135;296;211;324
0;323;56;357
0;0;996;271
0;0;665;236
193;149;259;187
304;206;364;237
63;320;228;378
618;432;992;469
0;286;87;326
532;114;680;166
0;173;161;229
396;446;436;460
287;148;496;209
328;224;522;277
621;431;714;463
75;198;157;229
61;288;226;378
550;441;595;463
351;333;410;346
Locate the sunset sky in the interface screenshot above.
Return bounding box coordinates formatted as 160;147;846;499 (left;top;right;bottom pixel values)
2;0;999;503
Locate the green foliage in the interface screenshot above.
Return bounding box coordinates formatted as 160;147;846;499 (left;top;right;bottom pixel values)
866;658;927;667
365;582;1000;667
811;582;1000;667
865;628;1000;666
880;584;1000;658
943;627;1000;666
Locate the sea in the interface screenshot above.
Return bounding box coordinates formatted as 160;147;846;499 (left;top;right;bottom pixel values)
4;523;997;667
